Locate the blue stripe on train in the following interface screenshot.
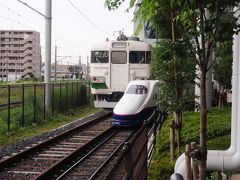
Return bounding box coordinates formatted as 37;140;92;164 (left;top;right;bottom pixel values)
112;107;155;126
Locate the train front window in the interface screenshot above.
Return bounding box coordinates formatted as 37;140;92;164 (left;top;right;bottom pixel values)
91;51;109;63
129;51;151;64
146;51;151;63
126;85;148;94
111;51;127;64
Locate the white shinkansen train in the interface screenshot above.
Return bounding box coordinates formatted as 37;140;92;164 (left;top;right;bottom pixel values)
112;80;160;126
90;36;152;108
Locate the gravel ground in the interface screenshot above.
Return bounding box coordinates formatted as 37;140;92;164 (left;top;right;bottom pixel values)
0;111;110;161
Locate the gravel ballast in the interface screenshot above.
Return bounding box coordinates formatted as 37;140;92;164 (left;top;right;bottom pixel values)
0;111;109;161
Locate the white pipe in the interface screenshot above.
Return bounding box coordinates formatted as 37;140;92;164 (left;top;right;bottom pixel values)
171;9;240;179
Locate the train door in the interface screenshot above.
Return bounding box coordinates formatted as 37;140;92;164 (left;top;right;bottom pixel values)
110;51;129;91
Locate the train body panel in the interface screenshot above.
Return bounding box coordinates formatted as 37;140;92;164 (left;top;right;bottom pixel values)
112;80;160;126
90;38;152;108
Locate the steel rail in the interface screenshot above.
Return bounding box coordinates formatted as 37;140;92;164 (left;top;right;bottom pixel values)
0;100;22;110
55;127;120;180
88;130;135;180
36;126;117;179
0;111;111;169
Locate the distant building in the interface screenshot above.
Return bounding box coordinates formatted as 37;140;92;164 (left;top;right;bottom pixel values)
51;64;70;79
48;63;87;80
0;30;41;81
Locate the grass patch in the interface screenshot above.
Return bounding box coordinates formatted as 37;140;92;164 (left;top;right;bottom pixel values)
207;134;230;150
0;106;101;148
148;107;231;179
0;82;90;135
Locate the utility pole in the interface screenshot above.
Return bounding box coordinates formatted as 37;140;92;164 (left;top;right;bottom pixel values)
6;49;8;82
87;55;89;80
73;64;75;79
15;43;18;80
18;0;52;109
79;56;81;80
67;61;69;79
45;0;52;110
0;39;2;82
54;45;57;81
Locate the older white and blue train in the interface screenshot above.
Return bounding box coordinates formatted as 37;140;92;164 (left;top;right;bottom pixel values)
112;80;160;126
90;35;152;109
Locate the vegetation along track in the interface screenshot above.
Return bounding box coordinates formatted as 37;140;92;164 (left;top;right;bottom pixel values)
0;112;115;179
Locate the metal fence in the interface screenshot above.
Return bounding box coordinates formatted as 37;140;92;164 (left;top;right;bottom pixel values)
0;81;91;134
106;110;168;179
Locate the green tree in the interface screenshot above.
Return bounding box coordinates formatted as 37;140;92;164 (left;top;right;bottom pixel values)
153;39;196;154
212;11;234;107
176;2;239;178
213;40;233;107
152;39;196;157
214;42;233;90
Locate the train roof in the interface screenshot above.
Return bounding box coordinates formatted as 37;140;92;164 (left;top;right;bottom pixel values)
91;39;152;51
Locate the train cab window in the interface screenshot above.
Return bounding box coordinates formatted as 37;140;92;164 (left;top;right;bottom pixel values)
129;51;151;64
111;51;127;64
146;51;151;63
126;85;148;94
91;51;109;63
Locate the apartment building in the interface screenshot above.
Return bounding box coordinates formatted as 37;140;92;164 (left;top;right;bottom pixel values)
0;30;41;81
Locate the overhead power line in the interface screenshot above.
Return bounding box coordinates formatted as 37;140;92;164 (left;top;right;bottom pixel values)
0;1;87;49
16;0;47;18
0;1;44;30
0;14;30;28
66;0;111;36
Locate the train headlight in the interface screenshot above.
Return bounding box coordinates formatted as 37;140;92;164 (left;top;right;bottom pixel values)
130;70;135;76
104;70;108;75
91;76;105;83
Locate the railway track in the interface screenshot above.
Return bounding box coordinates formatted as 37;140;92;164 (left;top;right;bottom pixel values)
0;100;22;110
47;127;134;180
0;112;121;180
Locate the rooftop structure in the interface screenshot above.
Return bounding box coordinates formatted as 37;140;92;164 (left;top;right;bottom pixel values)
133;0;157;46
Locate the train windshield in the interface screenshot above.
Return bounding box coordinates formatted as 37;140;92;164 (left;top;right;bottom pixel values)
111;51;127;64
126;85;148;94
129;51;151;64
91;51;109;63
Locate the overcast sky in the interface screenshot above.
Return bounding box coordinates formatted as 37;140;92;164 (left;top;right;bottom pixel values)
0;0;133;64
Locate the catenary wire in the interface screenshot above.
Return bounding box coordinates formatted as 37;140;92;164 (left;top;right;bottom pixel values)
66;0;112;36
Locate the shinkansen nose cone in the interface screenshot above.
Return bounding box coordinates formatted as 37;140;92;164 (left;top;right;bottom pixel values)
113;83;149;115
112;80;159;126
113;93;147;115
